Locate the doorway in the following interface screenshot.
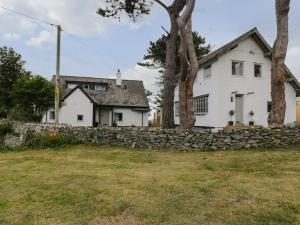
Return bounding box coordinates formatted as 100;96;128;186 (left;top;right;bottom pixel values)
235;94;243;124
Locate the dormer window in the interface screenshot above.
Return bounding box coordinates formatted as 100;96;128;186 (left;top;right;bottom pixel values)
95;84;106;91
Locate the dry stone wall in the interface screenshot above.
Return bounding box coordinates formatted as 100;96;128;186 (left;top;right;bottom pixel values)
7;122;300;150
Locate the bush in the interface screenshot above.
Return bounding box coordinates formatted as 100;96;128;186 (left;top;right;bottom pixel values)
25;132;81;148
0;119;12;136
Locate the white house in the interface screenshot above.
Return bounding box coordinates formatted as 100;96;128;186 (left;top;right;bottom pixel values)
43;70;150;127
174;28;300;128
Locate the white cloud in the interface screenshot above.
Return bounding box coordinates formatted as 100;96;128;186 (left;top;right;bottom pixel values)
26;30;55;47
3;32;19;41
0;0;149;40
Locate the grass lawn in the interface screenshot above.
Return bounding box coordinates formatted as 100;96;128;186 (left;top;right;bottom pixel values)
0;145;299;225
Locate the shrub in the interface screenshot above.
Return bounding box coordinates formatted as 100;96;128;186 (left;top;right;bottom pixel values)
25;132;81;148
0;119;12;136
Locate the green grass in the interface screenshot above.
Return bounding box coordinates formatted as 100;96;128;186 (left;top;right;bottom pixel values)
0;145;299;225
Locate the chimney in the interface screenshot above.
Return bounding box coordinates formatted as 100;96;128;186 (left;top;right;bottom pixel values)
116;69;122;86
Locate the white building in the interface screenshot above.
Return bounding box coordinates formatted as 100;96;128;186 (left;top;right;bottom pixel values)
174;28;300;128
43;71;150;127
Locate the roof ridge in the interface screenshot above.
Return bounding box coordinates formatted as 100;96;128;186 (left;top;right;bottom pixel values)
52;74;143;82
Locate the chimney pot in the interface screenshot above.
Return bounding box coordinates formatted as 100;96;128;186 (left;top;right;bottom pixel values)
116;69;122;86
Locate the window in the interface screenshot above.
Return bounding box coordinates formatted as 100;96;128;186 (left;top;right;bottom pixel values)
50;111;55;120
254;64;262;78
175;102;180;116
95;84;106;91
204;65;212;79
267;102;272;113
114;113;123;122
193;95;208;114
83;84;89;90
77;114;83;121
89;84;95;90
232;61;244;76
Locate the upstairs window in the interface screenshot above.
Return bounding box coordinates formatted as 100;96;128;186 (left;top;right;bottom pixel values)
193;95;209;114
254;64;262;78
232;61;244;76
83;84;89;90
175;102;180;116
204;65;212;79
95;84;106;91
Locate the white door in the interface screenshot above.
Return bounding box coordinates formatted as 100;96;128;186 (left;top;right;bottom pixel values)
235;95;243;124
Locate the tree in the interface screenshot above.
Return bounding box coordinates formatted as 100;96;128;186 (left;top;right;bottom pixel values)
268;0;291;125
98;0;186;129
0;47;30;118
10;75;54;122
138;32;210;111
177;0;198;129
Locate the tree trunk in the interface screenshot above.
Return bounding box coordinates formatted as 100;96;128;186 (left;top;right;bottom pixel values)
177;0;197;129
268;0;290;125
161;13;178;129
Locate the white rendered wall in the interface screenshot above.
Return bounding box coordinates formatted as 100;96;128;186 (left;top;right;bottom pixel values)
113;107;148;127
174;37;296;127
59;88;94;126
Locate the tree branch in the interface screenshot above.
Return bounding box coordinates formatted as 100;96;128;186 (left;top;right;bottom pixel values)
154;0;169;11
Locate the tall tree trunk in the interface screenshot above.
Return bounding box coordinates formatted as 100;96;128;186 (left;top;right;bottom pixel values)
177;0;197;129
161;12;178;129
268;0;290;125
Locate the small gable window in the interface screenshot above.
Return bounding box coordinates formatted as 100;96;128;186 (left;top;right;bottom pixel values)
254;64;262;78
232;61;244;76
114;113;123;122
204;65;212;79
77;114;84;121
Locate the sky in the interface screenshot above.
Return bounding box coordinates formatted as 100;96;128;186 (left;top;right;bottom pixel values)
0;0;300;104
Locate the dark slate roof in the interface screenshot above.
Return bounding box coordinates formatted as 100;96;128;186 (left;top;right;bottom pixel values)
198;27;300;96
52;75;149;108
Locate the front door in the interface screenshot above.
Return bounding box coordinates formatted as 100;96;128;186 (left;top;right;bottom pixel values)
235;95;243;124
99;108;110;126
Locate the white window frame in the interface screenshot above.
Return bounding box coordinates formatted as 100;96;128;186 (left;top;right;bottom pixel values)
175;102;180;116
204;64;212;79
254;63;262;78
232;61;244;76
193;95;209;114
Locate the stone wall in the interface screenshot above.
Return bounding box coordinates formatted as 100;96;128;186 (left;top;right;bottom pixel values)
6;122;300;150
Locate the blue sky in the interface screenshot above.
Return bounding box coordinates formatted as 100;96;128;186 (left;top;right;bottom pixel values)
0;0;299;97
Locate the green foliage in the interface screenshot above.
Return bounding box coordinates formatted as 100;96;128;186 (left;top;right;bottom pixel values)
0;46;30;118
25;133;81;148
9;75;54;122
0;119;12;136
97;0;152;22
